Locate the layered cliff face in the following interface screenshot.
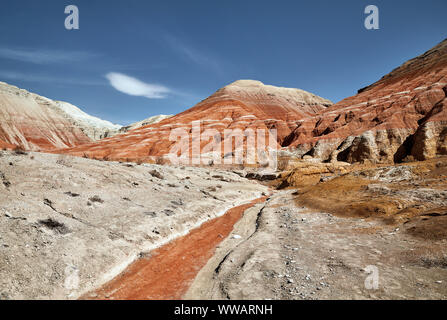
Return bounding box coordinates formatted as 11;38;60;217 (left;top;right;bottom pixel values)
0;138;15;150
58;80;332;163
0;82;121;151
410;86;447;160
285;38;447;163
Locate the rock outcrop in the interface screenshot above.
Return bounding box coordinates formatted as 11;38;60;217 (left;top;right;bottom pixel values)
0;82;121;151
410;90;447;160
285;38;447;163
57;80;332;163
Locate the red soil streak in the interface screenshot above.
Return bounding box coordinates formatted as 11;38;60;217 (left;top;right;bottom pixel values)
83;197;267;300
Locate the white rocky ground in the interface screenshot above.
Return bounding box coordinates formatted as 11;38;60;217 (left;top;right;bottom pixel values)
186;190;447;300
0;150;268;299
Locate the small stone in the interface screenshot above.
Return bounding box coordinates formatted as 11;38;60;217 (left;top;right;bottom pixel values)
232;234;242;239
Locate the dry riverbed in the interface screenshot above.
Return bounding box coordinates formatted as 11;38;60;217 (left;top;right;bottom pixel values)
83;197;267;300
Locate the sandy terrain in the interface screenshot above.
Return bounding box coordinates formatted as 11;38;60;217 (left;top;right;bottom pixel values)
0;150;268;299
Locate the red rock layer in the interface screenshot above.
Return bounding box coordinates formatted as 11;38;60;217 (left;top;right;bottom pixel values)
0;138;16;150
57;80;332;162
0;82;92;151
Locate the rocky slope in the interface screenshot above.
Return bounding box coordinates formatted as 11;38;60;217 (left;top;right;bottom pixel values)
57;80;332;163
53;101;121;140
0;82;120;150
116;114;173;135
284;38;447;164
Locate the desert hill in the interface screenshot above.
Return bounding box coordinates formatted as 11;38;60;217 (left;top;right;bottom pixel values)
57;80;332;163
0;82;121;150
285;38;447;163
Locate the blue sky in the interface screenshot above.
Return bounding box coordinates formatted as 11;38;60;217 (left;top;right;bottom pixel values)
0;0;446;125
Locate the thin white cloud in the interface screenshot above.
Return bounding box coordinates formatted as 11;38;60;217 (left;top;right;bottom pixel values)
164;35;223;74
0;70;103;86
105;72;170;99
0;47;99;64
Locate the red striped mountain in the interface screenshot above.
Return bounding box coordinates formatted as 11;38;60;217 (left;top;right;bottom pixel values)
282;38;447;163
58;80;332;162
0;82;121;151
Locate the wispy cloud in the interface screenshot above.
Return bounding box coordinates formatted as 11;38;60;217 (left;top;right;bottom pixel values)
105;72;170;99
0;47;99;64
164;35;223;74
0;70;104;86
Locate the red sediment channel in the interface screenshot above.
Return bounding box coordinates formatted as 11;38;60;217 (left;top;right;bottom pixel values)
83;197;267;300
